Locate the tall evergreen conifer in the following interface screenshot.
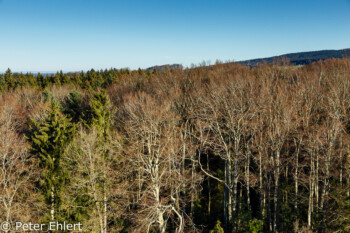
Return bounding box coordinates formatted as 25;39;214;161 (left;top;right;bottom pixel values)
85;90;112;138
27;101;75;221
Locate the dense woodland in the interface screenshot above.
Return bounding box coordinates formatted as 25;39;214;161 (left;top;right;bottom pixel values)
1;58;350;232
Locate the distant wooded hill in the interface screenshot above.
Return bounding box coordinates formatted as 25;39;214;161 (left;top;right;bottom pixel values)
237;48;350;66
144;49;350;72
145;64;183;72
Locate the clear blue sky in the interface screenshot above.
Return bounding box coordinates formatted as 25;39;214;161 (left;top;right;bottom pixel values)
0;0;349;72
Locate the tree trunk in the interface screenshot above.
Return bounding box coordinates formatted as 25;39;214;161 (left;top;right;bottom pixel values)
308;150;315;229
294;139;300;230
224;159;232;232
207;153;211;215
138;166;142;202
190;157;195;218
315;153;319;208
274;151;280;232
321;151;331;233
94;190;104;233
104;185;108;233
246;151;251;211
259;151;265;221
268;168;272;232
158;207;166;233
232;159;238;231
51;186;55;221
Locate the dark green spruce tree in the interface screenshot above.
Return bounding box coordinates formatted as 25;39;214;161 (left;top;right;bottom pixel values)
27;101;75;222
4;68;15;90
62;91;86;123
85;89;112;137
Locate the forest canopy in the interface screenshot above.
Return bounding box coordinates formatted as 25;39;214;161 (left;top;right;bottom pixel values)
1;58;350;232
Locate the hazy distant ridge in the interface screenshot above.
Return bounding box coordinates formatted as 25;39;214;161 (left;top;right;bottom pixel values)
238;48;350;66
